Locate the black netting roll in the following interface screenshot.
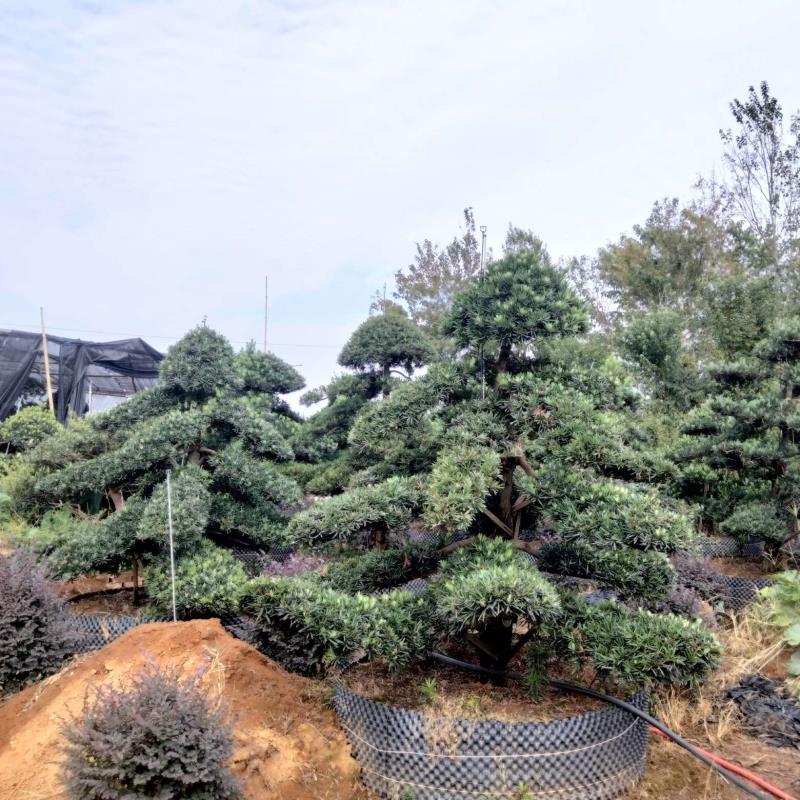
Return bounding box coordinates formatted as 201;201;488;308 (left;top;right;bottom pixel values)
334;685;650;800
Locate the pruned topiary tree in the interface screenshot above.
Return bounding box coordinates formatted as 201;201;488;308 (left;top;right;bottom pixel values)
248;244;715;691
19;326;304;605
675;318;800;555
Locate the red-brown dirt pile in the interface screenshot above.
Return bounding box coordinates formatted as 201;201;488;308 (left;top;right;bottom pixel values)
0;619;366;800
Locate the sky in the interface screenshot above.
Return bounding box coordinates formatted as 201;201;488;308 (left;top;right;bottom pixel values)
1;0;799;410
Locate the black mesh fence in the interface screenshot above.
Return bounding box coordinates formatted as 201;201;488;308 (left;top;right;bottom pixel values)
72;613;146;653
696;536;765;558
715;575;773;611
334;684;650;800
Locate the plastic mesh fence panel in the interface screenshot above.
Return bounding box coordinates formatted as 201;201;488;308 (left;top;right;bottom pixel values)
696;537;764;558
72;614;146;653
717;576;773;611
334;685;650;800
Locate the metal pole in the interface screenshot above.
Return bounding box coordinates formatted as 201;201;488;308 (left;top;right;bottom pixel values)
166;470;178;623
39;307;56;416
480;225;487;276
264;275;269;353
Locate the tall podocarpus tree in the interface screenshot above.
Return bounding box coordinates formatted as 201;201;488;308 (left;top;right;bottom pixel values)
24;327;303;597
274;246;706;680
676;319;800;554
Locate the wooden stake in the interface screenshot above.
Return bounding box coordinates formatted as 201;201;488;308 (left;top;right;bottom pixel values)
40;307;55;416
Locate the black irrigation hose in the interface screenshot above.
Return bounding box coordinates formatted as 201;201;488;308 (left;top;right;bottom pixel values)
427;651;771;800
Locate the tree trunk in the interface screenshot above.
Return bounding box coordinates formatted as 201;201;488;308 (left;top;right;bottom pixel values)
108;488;125;512
382;364;391;397
495;342;512;380
477;617;513;686
498;458;517;531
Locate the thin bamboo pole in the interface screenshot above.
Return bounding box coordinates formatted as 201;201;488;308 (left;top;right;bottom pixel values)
40;307;55;416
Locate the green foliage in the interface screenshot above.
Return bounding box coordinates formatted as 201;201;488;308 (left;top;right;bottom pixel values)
721;501;787;547
0;455;39;516
348;378;442;476
618;311;700;407
89;386;177;436
338;313;433;380
547;479;693;553
538;540;674;601
26;415;107;470
432;538;560;672
443;249;588;353
204;396;293;461
287;476;422;544
423;444;501;532
0;405;59;452
556;597;721;688
61;661;241;800
434;540;561;637
0;549;78;695
596;198;734;319
392;207;482;334
159;325;239;399
209;441;301;508
146;544;248;620
242;577;432;672
704;276;778;359
762;571;800;677
138;467;211;555
235;340;304;395
327;543;440;594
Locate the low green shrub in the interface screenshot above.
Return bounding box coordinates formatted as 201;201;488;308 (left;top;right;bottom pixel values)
0;405;60;452
553;596;721;689
0;549;78;695
0;455;40;517
327;543;440;593
146;544;248;620
722;501;787;548
61;661;241;799
538;539;674;600
241;577;432;673
433;537;561;673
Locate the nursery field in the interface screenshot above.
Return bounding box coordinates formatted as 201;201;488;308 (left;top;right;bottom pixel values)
3;84;800;798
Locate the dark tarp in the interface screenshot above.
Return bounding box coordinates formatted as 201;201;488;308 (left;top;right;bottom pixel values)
0;329;162;422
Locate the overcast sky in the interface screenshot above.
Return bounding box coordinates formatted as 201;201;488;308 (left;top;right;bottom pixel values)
1;0;799;408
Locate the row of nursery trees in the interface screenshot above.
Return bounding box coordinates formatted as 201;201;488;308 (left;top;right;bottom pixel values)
3;79;800;691
2;247;724;692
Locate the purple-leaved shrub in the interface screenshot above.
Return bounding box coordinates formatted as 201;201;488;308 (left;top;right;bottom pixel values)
61;661;241;800
0;549;78;695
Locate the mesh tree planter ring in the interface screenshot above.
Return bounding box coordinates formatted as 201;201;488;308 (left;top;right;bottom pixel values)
334;684;651;800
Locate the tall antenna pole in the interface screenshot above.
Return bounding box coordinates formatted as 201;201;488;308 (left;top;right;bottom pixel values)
480;225;487;276
40;307;56;416
264;275;269;353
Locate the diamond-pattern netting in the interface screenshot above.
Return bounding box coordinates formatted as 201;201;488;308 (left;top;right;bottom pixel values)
334;685;650;800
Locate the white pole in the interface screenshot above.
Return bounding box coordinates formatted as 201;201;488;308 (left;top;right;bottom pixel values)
479;225;487;402
166;470;178;623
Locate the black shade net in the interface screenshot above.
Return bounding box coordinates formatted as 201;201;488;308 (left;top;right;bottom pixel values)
0;329;162;422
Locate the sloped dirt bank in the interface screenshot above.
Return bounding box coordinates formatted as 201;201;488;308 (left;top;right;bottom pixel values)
0;619;366;800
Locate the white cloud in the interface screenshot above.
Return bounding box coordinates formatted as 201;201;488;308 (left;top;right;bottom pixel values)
1;0;799;399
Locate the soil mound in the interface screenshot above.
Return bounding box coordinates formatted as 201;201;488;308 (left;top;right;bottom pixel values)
0;619;364;800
